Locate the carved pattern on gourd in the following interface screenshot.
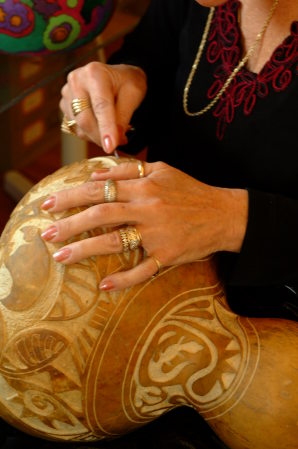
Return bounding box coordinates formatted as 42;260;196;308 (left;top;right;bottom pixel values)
0;157;143;441
127;290;259;422
0;157;262;442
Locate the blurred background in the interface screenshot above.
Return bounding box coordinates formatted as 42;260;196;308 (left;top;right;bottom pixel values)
0;0;150;235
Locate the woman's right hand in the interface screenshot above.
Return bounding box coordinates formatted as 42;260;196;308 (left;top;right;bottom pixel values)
60;62;147;153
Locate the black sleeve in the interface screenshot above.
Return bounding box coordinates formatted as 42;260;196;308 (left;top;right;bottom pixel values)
224;189;298;288
108;0;190;154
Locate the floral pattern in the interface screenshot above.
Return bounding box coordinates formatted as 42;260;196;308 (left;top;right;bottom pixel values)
205;0;298;140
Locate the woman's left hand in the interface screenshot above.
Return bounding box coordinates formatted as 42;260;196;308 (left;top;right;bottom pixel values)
40;161;248;291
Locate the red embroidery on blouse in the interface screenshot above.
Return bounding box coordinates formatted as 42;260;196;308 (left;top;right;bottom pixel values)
206;0;298;140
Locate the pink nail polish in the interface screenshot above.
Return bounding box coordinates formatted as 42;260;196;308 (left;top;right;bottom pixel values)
53;247;71;262
99;280;114;291
41;225;57;241
41;196;56;210
103;135;113;153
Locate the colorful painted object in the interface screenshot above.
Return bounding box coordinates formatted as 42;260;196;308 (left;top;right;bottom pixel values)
0;0;115;54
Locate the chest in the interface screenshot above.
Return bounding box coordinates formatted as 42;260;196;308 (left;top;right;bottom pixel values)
169;1;298;195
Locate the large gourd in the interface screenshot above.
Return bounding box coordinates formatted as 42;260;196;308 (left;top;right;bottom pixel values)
0;157;297;448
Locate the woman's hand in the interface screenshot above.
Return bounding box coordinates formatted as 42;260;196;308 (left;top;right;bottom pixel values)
60;62;147;152
40;161;248;291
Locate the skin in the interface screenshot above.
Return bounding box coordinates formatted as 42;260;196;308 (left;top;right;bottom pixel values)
43;0;297;291
41;162;248;290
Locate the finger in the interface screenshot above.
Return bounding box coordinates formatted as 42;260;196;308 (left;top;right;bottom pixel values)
41;203;134;243
83;64;121;153
91;160;151;181
66;72;103;145
51;230;124;264
60;84;73;120
40;179;139;212
99;256;163;291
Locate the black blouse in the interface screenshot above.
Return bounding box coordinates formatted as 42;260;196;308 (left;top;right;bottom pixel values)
109;0;298;320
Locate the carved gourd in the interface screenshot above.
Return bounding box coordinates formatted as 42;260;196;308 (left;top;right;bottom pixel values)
0;157;297;448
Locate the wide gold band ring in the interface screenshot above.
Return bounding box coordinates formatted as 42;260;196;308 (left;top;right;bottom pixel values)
151;256;162;278
137;160;145;178
61;115;77;135
104;179;117;203
119;226;142;252
71;97;91;116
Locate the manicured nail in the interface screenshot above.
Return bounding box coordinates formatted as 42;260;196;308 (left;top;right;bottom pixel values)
103;135;113;153
53;247;71;262
41;225;57;241
99;280;114;291
41;196;56;210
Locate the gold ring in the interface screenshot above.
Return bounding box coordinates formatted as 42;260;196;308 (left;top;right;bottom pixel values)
61;115;77;135
137;160;145;178
104;179;117;203
119;226;142;252
151;256;162;278
71;97;91;116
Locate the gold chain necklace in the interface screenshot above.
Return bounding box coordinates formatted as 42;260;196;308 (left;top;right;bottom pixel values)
183;0;279;117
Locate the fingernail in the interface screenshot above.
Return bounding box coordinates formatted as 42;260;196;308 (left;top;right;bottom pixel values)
103;135;113;153
53;247;71;262
99;279;114;291
41;225;57;241
41;196;56;210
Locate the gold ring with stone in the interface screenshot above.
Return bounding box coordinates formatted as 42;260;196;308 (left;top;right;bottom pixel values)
137;160;145;178
61;115;77;135
71;97;91;116
151;256;162;278
119;226;142;252
104;179;117;203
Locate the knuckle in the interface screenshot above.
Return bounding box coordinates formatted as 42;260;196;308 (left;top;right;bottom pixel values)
151;197;164;214
109;230;122;250
67;70;76;84
140;178;157;196
85;61;102;76
92;97;110;115
75;127;86;139
154;161;167;170
75;114;92;132
72;243;83;261
84;181;100;201
56;219;70;239
122;161;134;172
98;203;110;215
87;205;102;221
61;84;68;96
87;203;109;221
